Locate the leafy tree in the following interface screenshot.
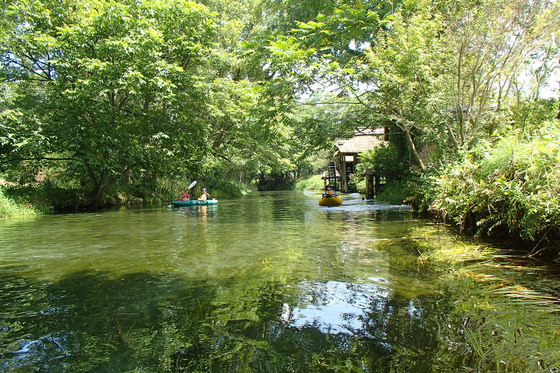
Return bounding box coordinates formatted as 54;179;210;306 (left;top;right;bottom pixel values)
1;0;220;201
267;0;559;172
437;0;560;147
360;1;448;170
358;142;409;182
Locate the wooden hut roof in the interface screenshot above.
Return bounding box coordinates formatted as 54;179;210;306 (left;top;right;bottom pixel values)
336;134;383;154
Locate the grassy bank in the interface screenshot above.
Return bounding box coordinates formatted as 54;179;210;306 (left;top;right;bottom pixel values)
0;186;38;218
0;176;256;217
293;174;324;191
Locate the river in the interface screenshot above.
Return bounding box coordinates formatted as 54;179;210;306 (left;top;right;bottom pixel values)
1;191;558;372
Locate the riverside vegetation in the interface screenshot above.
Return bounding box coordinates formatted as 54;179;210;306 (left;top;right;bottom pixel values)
351;119;560;257
1;0;558;249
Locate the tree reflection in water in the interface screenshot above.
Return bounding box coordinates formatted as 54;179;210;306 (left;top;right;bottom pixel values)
1;266;452;372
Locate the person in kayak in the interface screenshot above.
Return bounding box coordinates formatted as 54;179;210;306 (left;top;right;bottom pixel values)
178;191;190;201
323;185;337;197
197;188;211;201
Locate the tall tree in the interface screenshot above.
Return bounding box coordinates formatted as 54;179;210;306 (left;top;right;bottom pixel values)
267;0;559;170
438;0;559;146
1;0;219;201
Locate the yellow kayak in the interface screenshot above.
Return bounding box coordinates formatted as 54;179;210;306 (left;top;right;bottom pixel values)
318;195;342;206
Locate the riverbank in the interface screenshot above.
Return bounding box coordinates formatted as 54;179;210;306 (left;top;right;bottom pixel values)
421;124;560;259
0;187;37;218
0;178;256;218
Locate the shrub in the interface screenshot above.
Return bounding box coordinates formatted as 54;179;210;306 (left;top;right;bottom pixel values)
0;186;37;218
357;142;410;182
294;174;324;191
430;123;560;252
4;181;87;212
374;179;415;205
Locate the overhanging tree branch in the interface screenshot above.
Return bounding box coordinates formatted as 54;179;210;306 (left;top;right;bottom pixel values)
294;101;361;105
0;157;75;165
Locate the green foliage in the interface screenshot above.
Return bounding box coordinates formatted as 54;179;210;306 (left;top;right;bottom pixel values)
1;0;338;206
1;0;222;201
430;123;560;251
0;185;37;218
197;177;255;198
0;107;43;167
503;98;559;136
351;141;413;204
348;172;366;194
404;172;437;212
374;179;413;205
1;0;559;219
297;148;334;177
357;142;410;182
4;181;88;213
293;174;324;191
273;0;559;174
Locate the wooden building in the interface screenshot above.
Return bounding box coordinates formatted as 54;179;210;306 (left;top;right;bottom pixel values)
332;128;387;193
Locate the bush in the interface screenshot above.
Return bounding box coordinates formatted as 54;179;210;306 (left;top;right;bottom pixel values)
374;179;414;205
349;173;366;194
294;174;324;191
137;177;255;203
430;123;560;252
0;186;38;218
201;179;255;198
4;181;87;212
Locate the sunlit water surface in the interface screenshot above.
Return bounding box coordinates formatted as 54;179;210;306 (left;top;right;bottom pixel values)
0;191;550;372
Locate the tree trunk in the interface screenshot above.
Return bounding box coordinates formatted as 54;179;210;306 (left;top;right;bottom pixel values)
400;123;426;172
84;162;128;206
87;168;108;206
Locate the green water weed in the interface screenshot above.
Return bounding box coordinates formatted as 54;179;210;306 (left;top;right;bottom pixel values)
395;226;560;372
438;262;560;372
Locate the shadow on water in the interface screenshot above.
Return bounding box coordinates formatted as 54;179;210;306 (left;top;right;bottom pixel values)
1;266;455;372
0;270;216;372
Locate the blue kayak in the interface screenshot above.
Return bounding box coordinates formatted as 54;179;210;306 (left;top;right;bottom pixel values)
171;199;218;207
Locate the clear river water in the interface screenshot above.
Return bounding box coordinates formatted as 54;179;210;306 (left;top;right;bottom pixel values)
1;191;558;372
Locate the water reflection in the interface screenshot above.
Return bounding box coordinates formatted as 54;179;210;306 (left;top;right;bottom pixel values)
282;280;392;335
3;191;549;372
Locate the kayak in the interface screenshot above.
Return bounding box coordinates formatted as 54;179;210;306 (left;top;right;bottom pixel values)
171;199;218;207
318;195;342;207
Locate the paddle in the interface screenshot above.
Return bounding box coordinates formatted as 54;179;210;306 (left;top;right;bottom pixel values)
174;180;197;201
